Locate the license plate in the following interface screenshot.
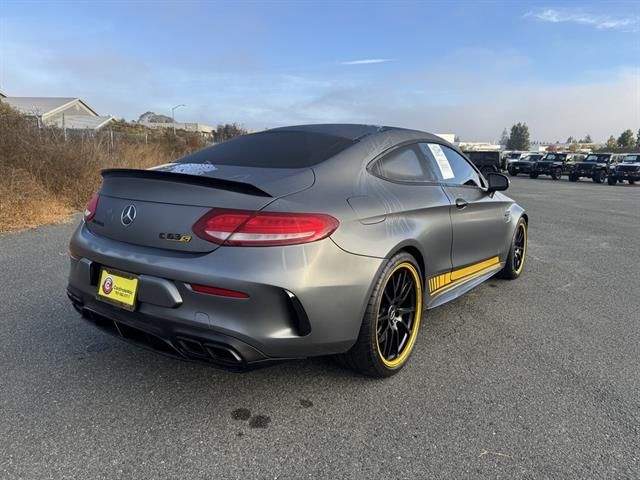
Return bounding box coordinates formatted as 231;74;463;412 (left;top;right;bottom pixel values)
97;268;139;311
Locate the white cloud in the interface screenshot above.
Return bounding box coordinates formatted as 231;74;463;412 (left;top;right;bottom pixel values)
389;69;640;143
341;59;392;65
1;28;638;143
274;58;640;143
527;8;639;31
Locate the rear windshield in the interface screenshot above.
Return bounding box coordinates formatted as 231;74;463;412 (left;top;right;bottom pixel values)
176;130;355;168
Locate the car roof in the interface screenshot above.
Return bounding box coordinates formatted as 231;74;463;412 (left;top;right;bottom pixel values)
268;124;383;140
268;123;446;144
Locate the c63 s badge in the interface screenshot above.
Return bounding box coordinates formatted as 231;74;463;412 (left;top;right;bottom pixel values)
159;233;192;243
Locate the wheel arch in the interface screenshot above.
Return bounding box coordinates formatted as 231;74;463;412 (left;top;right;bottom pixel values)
350;241;427;352
397;245;426;287
385;241;427;289
501;206;527;261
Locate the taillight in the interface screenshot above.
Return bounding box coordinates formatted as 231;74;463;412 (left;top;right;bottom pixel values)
193;209;339;246
83;192;100;222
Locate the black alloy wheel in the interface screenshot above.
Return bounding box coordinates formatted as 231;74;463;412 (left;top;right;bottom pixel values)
376;266;419;366
498;218;527;280
339;253;423;377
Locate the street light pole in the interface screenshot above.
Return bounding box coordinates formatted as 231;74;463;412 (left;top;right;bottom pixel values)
171;104;186;134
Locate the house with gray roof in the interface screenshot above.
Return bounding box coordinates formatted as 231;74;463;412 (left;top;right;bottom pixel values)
0;96;114;130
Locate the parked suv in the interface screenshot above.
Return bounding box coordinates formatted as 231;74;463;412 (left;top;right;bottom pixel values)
569;153;623;183
508;153;543;176
608;153;640;185
529;152;584;180
463;150;502;175
504;151;528;166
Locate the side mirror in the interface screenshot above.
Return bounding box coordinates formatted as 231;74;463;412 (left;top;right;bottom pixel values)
486;172;509;193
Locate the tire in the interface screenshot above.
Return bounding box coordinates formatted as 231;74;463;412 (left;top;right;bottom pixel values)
629;179;636;185
608;176;617;185
509;168;517;177
338;252;423;377
529;172;538;179
497;218;527;280
569;173;578;182
551;167;561;180
593;170;606;184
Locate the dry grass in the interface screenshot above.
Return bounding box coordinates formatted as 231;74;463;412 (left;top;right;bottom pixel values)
0;166;71;232
0;103;207;233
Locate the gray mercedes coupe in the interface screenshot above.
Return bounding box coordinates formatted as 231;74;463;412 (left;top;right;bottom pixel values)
67;124;528;377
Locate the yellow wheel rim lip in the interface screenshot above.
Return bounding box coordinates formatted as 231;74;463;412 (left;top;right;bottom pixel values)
514;222;527;274
375;262;422;368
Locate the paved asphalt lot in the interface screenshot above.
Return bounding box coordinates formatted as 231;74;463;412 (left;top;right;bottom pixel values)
1;177;638;479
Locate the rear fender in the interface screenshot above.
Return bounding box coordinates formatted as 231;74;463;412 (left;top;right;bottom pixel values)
503;205;527;260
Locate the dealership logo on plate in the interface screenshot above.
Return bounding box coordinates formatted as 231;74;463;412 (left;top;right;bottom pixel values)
102;276;114;294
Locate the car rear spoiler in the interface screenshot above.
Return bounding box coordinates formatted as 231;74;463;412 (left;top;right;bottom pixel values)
101;168;272;198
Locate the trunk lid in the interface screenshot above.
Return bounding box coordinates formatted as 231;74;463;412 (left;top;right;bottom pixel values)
86;164;315;253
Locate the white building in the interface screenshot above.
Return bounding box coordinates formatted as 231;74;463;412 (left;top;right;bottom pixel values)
458;141;502;151
434;133;456;144
140;121;215;136
0;96;114;131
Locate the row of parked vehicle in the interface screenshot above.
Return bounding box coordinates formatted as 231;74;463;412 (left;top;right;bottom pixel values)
487;151;639;185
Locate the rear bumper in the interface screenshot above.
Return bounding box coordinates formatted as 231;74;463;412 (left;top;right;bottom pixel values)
67;287;273;368
68;222;383;364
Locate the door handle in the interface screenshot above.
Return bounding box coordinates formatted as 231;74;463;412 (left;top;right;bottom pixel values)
455;198;469;209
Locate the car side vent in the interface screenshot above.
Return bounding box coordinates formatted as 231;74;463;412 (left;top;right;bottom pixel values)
283;289;312;336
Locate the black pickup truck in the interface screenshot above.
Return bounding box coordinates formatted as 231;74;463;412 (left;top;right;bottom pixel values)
529;153;584;180
569;153;623;183
608;153;640;185
462;151;503;175
508;153;543;176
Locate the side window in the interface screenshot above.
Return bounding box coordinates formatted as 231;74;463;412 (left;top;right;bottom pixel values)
372;145;433;183
420;143;482;187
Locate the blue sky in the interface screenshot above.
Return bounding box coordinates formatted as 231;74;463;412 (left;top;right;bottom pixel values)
1;0;638;141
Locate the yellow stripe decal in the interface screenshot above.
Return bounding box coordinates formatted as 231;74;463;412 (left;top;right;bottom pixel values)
431;265;497;295
428;256;501;295
450;256;500;281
